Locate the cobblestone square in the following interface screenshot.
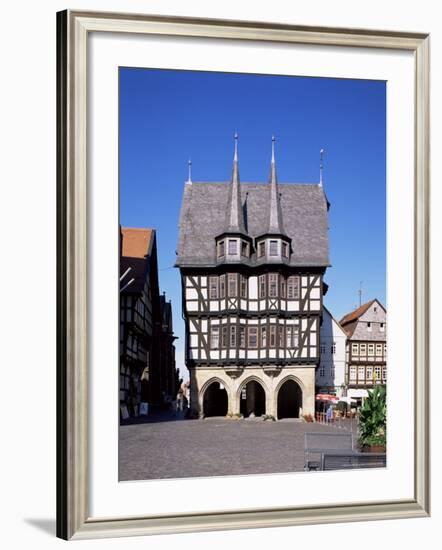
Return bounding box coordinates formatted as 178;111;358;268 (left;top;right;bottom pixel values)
119;414;357;481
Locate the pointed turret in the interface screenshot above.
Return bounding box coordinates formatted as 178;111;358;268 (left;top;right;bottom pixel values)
268;136;286;235
224;133;246;234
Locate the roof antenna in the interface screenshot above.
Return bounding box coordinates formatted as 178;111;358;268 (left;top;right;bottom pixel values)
186;158;192;184
271;135;276;164
358;281;363;307
234;132;238;162
319;148;325;187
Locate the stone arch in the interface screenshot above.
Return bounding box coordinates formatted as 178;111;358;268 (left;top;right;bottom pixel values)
275;375;304;420
237;375;268;418
200;377;230;417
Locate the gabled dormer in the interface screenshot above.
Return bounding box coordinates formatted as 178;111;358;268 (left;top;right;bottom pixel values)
215;134;253;264
255;136;292;264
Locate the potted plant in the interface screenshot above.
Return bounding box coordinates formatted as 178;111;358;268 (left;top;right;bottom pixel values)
358;385;387;452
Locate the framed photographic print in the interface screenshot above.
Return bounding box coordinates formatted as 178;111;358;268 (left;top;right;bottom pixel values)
57;10;430;540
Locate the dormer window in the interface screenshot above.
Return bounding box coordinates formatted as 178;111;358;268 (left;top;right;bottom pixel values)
228;239;238;255
218;240;225;257
282;242;289;258
269;240;278;256
258;241;265;258
241;240;249;257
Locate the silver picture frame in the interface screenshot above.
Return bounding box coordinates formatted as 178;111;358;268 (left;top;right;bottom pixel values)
56;9;430;540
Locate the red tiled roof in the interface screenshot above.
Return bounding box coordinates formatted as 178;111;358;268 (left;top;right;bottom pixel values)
121;227;153;259
340;299;375;326
120;228;155;293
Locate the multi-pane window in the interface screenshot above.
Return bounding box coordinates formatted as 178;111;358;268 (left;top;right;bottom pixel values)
259;275;266;298
230;325;237;347
269;273;278;297
269;240;278;256
368;344;375;356
219;275;226;299
331;341;336;354
278;325;284;347
374;367;381;380
280;277;286;298
228;239;238;254
351;343;359;354
286;325;299;348
261;326;267;348
228;273;237;297
382;367;387;380
241;241;248;257
282;242;289;258
358;366;365;382
248;326;258;348
287;276;300;299
366;366;373;381
209;276;218;299
218;240;225;257
350;366;357;380
239;326;245;348
376;343;383;356
319;367;325;377
210;326;220;349
258;241;265;258
221;326;228;349
269;325;276;347
360;343;367;354
240;275;247;298
320;344;326;355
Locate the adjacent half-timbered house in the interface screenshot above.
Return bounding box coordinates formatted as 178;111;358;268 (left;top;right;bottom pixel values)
159;293;180;402
120;227;178;419
176;136;330;419
340;299;387;404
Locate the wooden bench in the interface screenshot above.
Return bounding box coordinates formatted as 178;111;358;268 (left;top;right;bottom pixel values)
304;431;354;471
321;452;386;470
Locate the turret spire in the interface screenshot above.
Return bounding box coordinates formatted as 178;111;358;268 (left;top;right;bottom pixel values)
268;135;285;234
225;133;246;233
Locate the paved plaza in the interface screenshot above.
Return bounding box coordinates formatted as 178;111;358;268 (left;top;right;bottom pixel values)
119;413;357;481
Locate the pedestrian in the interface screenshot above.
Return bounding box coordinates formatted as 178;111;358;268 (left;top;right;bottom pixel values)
176;388;184;413
326;404;333;423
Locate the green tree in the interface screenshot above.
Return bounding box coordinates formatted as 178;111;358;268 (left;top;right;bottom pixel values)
358;385;386;448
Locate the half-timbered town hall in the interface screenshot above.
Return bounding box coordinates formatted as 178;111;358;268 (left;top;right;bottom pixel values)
176;136;330;419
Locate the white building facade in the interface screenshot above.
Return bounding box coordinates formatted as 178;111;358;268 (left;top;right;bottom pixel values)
316;306;347;397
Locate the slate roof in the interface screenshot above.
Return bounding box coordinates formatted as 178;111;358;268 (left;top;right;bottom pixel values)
176;181;330;268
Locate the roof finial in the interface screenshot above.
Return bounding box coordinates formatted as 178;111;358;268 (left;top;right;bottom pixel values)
234;132;238;162
271;135;276;164
186;158;192;184
319;148;325;187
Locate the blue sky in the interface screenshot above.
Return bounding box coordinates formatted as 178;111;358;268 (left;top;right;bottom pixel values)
119;68;386;379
